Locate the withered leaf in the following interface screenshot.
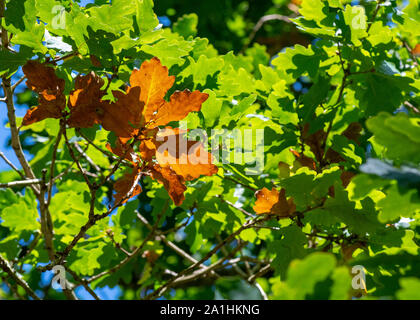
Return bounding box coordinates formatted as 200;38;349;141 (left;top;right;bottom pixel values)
253;187;296;217
302;123;327;164
114;166;142;204
340;170;355;187
100;87;144;138
154;128;218;181
67;73;145;138
22;60;66;126
342;122;362;143
129;57;175;124
290;149;317;171
325;122;362;164
412;43;420;57
106;138;138;163
68;57;207;143
67;72;106;128
130;57;208;128
150;164;187;206
139;139;157;162
328;170;356;197
150;90;209;128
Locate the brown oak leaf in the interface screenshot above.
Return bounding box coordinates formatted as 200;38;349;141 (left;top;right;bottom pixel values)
67;72;106;128
22;61;66;125
106;138;138;163
290;149;317;171
342;122;362;143
302;124;327;164
100;87;144;138
149;164;187;206
75;58;214;206
325;122;362;164
114;166;142;204
67;73;145;138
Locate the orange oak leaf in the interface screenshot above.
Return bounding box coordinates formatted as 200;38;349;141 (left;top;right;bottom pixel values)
154;128;218;181
151;90;209;128
68;57;207;141
167;141;218;180
129;57;209;128
150;164;187;206
139;139;158;162
129;57;175;124
412;43;420;57
22;60;66;126
253;187;296;217
114;166;142;204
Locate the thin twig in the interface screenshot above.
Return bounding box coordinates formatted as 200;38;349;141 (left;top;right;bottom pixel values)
72;142;101;172
87;201;169;283
216;234;247;277
366;1;382;33
404;101;420;114
220;175;258;192
255;282;268;300
52;51;78;63
248;263;272;283
137;211;215;274
76;129;120;163
39;170;56;261
0;151;25;179
168;242;247;289
0;178;43;188
2;77;40;194
145;215;270;299
0;253;41;300
55;169;143;265
11;75;26;92
217;195;255;218
65;267;101;300
63;128;93;189
106;230;131;256
46;124;65;206
243;14;292;52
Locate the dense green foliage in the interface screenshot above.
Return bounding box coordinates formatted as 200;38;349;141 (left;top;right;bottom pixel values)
0;0;419;300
